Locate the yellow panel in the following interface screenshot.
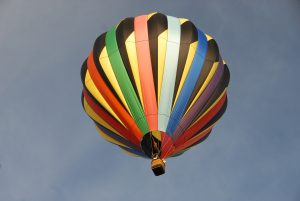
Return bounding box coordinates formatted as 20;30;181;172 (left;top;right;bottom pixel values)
147;12;157;19
179;18;189;24
99;47;132;115
125;32;144;108
83;98;125;137
188;89;227;128
157;30;168;103
184;61;220;114
205;34;213;41
85;70;125;126
151;131;161;141
172;41;198;108
95;126;130;148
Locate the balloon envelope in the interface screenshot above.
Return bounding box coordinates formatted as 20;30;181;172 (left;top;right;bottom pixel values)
81;12;230;160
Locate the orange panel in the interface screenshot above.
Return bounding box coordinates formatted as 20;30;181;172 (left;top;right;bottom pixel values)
87;52;143;141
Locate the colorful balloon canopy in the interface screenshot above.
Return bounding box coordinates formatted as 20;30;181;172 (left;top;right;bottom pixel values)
81;12;230;161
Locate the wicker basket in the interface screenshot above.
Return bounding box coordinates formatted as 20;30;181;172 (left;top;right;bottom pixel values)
151;158;166;176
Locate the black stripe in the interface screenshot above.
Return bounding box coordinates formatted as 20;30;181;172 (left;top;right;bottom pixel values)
188;131;212;148
172;21;198;105
81;61;122;125
185;39;220;110
83;85;127;130
93;32;127;111
148;13;168;103
173;129;212;156
95;122;142;151
191;98;228;138
115;18;142;104
80;59;88;85
191;64;230;126
206;39;220;62
81;92;85;110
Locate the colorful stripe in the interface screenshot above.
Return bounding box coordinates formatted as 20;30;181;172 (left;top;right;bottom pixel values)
105;27;149;134
134;15;158;131
158;16;181;132
167;29;208;135
173;58;225;138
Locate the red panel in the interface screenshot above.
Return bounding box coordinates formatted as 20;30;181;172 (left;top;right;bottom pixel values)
160;132;175;159
172;128;213;155
134;15;158;131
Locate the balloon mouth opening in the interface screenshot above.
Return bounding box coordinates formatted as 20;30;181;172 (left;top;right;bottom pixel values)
151;157;166;176
141;131;162;158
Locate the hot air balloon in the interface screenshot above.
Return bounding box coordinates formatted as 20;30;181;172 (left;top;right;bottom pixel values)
81;12;230;176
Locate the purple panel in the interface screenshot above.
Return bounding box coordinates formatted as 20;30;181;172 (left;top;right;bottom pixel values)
172;59;224;139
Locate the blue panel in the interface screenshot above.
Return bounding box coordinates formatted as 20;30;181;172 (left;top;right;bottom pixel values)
158;16;181;132
166;29;208;135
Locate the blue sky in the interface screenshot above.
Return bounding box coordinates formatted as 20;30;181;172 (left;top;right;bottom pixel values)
0;0;300;200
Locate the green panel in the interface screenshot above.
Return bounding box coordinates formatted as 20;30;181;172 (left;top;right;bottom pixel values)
105;27;149;134
170;148;189;157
